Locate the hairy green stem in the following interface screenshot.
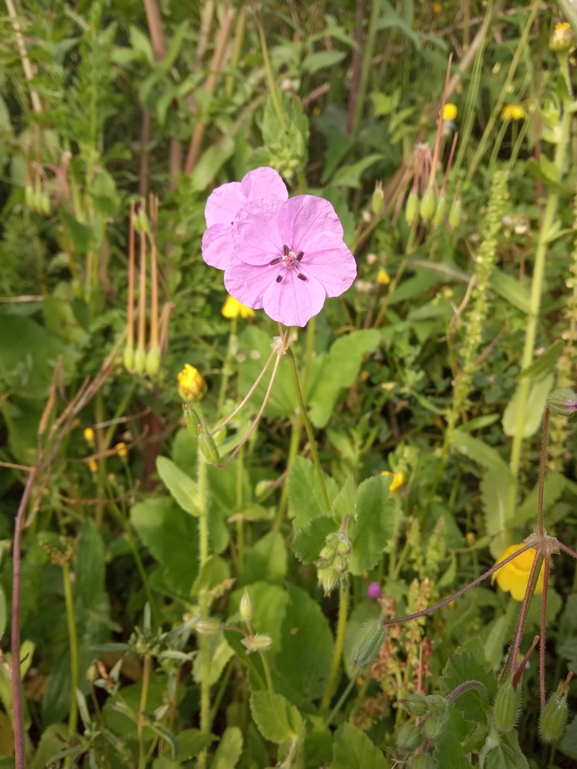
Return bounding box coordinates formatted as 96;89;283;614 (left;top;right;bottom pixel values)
197;445;211;769
326;667;359;725
351;0;380;139
321;576;349;713
259;651;275;695
138;654;151;769
236;443;245;572
256;16;285;128
273;415;301;531
62;563;78;741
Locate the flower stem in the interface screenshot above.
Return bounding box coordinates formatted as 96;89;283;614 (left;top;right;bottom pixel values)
217;315;238;421
256;16;285;129
540;553;550;710
62;563;79;740
273;415;301;531
259;651;275;695
350;0;380;139
505;547;544;680
236;443;245;573
137;654;151;769
197;444;211;769
286;347;330;510
326;668;359;725
321;576;350;713
538;408;550;537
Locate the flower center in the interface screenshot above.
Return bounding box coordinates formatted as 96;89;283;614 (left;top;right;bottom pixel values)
270;245;307;283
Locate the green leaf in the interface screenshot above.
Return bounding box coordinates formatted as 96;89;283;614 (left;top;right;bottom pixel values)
211;726;243;769
193;634;234;686
131;497;199;598
61;210;93;252
159;21;188;74
156;456;200;516
369;89;400;116
43;297;87;344
451;430;512;478
190;139;235;192
241;531;287;585
441;640;496;723
331;154;384;188
129;25;155;65
332;475;356;521
172;729;217;761
489;270;531;314
288;457;339;530
516;340;564;382
329;722;387;769
249;690;302;744
75;519;105;610
191;555;230;597
349;476;393;575
375;0;421;50
302;50;347;73
228;583;289;662
509;472;565;528
559;715;577;760
503;375;554;438
292;515;337;563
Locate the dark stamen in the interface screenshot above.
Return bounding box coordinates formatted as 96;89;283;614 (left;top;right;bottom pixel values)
276;274;283;283
283;245;289;256
296;251;304;261
269;257;281;265
297;273;307;281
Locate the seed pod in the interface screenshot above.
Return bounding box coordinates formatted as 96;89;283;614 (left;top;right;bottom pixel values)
33;188;44;212
395;722;422;752
40;192;51;214
350;619;386;668
448;195;462;229
241;633;273;654
423;715;445;740
372;182;385;214
196;618;221;635
540;684;569;742
183;404;201;438
25;184;35;209
123;345;135;372
406;189;419;224
409;755;435;769
548;387;577;416
404;693;428;717
319;533;339;563
493;679;520;732
317;566;340;595
145;346;161;377
425;695;447;717
134;347;146;374
199;431;219;464
420;186;436;221
433;194;446;227
240;588;254;621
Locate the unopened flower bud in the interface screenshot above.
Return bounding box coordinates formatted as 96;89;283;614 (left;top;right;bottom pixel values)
409;755;436;769
241;633;273;654
540;681;570;742
420;186;436;221
493;679;520;732
183;404;201;437
25;185;35;209
319;538;338;563
395;722;422;752
404;693;428;717
145;346;161;377
448;195;462;229
178;364;207;402
317;566;340;595
406;189;419;224
134;348;146;374
350;619;386;668
372;182;385;214
123;345;135;372
240;588;254;621
33;188;44;212
423;715;445;739
425;695;447;717
433;194;446;227
199;431;219;464
40;192;51;214
377;268;390;285
550;22;573;53
548;387;577;416
196;618;221;635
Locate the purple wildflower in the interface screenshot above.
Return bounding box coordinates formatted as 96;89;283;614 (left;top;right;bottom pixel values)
367;582;382;599
202;167;288;270
223;194;357;327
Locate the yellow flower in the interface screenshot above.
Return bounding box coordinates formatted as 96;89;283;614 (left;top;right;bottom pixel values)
178;364;207;402
432;2;442;12
377;268;391;285
550;22;573;52
556;22;571;31
88;459;98;473
83;427;95;444
115;442;128;458
500;104;526;122
443;103;457;121
492;544;544;601
381;470;407;492
221;296;255;319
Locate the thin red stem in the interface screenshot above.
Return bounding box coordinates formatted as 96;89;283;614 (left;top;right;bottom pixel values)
539;553;550;711
11;468;37;769
553;539;577;560
512;634;540;689
507;547;544;680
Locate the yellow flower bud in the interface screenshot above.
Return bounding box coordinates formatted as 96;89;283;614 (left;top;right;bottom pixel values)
115;442;128;458
550;22;573;53
83;427;95;444
500;104;526;122
178;364;207;402
88;459;98;473
221;296;255;319
442;103;457;121
377;268;390;285
381;470;406;492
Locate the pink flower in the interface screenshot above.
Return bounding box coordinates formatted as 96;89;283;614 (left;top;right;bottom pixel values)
367;582;382;599
202;167;288;270
223;195;357;327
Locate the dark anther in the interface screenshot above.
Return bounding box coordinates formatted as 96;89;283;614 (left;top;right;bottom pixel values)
276;274;283;283
297;273;307;281
283;244;290;256
296;251;304;261
269;257;281;265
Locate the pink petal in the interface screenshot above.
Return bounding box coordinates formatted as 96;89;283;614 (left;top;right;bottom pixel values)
202;224;236;270
302;241;357;297
263;270;326;327
205;182;244;228
277;196;344;254
241;167;288;203
224;256;277;310
232;200;284;266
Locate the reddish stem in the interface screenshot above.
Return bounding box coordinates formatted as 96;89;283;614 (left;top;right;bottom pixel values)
512;634;540;689
506;547;544;680
553;539;577;561
539;553;550;710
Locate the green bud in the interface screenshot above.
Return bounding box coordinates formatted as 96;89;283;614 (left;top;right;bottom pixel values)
319;541;338;563
183;404;201;438
540;683;569;742
134;347;146;374
196;618;221;635
433;193;446;227
493;680;520;732
350;619;386;668
25;185;35;209
123;345;135;372
199;431;219;464
420;186;436;221
333;554;348;573
145;346;161;377
255;479;273;497
548;387;577;416
404;693;428;717
317;566;340;595
550;23;573;53
241;633;273;654
336;535;351;557
40;192;51;215
448;195;462;229
372;182;385;214
395;722;422;752
425;695;447;717
135;211;150;233
409;755;435;769
423;715;445;740
33;188;44;213
240;588;254;621
405;189;419;224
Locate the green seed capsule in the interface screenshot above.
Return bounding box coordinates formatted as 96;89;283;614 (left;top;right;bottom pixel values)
425;695;447;717
420;186;436;221
405;189;419;224
548;387;577;416
448;195;462;229
196;617;221;635
183;404;201;438
134;347;146;375
317;566;339;595
40;192;51;214
404;693;428;717
33;188;44;213
350;619;386;669
493;680;520;732
240;588;254;620
395;722;422;752
145;346;161;377
409;755;435;769
372;182;385;214
199;431;219;464
25;185;35;209
433;194;446;227
540;685;569;742
423;715;445;739
123;345;135;372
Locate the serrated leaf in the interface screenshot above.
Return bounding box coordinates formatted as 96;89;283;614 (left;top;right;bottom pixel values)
242;530;287;584
442;642;496;723
288;457;339;530
156;456;200;516
249;690;302;744
329;722;387;769
349;476;393;575
211;726;243;769
292;515;337;563
332;475;356;521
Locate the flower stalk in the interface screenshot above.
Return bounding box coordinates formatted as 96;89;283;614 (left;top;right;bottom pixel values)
321;575;350;713
62;562;79;739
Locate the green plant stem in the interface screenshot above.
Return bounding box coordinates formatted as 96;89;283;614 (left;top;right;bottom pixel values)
286;347;330;510
217;316;238;420
373;219;418;328
256;16;285;128
236;443;245;572
62;563;78;740
138;654;151;769
326;667;359;726
259;651;275;695
351;0;380;139
273;415;301;530
321;576;349;713
507;105;572;520
197;445;211;769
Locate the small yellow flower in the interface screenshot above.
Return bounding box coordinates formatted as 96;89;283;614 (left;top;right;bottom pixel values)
83;427;95;444
500;104;526;122
550;22;573;52
115;442;128;458
178;364;207;402
465;531;476;546
443;103;457;121
492;544;545;601
432;2;442;12
221;296;255;320
377;268;391;285
381;470;407;492
88;459;98;473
